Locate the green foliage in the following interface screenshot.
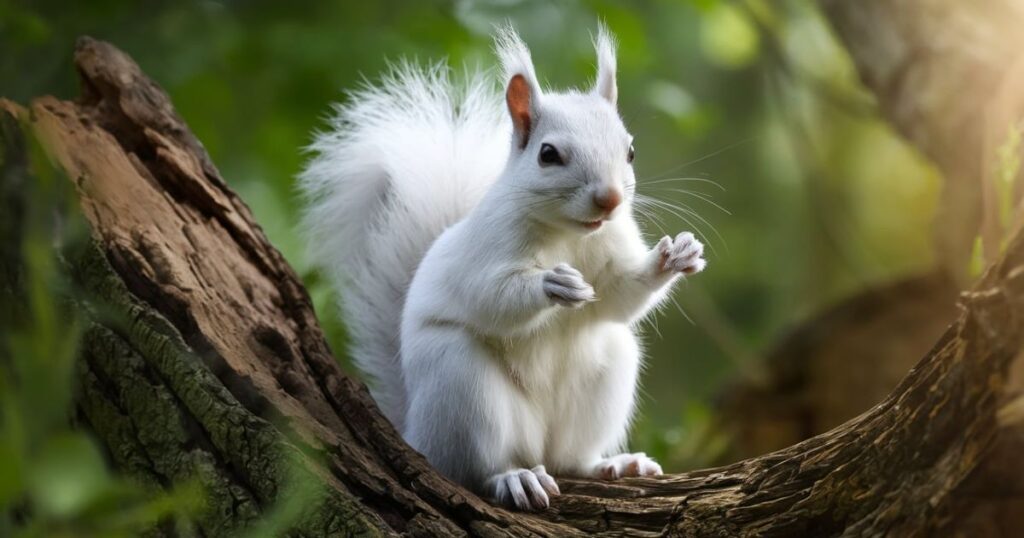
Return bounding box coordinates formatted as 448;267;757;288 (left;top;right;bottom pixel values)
974;119;1024;275
235;462;325;538
699;3;760;68
633;400;731;471
970;236;986;279
995;121;1022;239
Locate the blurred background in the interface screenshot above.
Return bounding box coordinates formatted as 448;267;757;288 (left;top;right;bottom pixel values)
2;0;954;533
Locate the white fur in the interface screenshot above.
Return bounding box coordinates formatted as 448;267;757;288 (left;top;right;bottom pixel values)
299;61;508;429
593;23;618;105
299;26;706;511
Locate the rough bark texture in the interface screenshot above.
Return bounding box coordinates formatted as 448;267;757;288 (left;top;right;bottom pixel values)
720;273;1024;536
1;19;1023;538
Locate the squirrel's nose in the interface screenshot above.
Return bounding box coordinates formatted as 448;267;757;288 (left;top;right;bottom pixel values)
593;188;622;213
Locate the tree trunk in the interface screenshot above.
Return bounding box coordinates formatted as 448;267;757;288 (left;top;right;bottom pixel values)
819;0;1024;279
2;17;1023;537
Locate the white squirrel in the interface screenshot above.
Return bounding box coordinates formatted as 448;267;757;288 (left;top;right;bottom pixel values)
299;25;706;511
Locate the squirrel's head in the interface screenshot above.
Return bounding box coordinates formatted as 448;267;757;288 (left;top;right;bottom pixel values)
497;25;634;234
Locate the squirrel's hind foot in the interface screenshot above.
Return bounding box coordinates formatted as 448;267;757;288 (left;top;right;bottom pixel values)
487;465;560;511
592;452;663;480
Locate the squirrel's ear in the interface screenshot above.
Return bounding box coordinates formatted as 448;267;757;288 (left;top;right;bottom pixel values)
593;24;618;106
506;74;535;149
495;24;543;149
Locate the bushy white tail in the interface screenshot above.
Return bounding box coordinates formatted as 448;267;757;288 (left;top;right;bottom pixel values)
298;62;509;430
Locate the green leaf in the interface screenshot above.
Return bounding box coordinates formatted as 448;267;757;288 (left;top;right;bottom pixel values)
27;433;111;518
0;435;25;508
969;235;985;278
687;0;721;13
995;121;1022;239
699;3;760;69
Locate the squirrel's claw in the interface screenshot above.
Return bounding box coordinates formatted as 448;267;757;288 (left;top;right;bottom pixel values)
660;232;706;275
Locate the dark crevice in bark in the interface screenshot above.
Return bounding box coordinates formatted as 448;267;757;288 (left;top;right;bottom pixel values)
76;353;171;491
84;316;264;533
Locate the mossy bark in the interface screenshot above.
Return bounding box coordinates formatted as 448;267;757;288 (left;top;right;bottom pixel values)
1;11;1023;536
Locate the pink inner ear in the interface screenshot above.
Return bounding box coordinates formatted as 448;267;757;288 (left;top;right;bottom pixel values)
506;74;532;148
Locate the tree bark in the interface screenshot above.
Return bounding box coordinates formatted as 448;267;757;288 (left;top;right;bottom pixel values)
2;26;1024;538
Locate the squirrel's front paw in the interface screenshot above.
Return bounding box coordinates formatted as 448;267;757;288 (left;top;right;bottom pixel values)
592;452;663;479
487;466;560;511
658;232;706;275
542;263;595;307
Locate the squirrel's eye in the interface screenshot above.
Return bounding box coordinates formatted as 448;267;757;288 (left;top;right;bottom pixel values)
627;144;635;163
539;143;563;166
